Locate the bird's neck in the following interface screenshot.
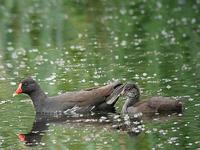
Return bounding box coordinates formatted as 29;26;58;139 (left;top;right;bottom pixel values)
122;96;139;114
29;87;47;112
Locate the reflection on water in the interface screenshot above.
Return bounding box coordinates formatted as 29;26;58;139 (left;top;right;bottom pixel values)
19;113;143;146
17;112;183;148
0;0;200;149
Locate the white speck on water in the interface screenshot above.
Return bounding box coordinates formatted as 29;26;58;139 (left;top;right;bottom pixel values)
161;30;168;37
168;137;178;144
141;10;145;14
25;28;30;32
182;33;187;38
156;1;162;9
40;142;46;146
178;113;183;117
115;44;119;47
13;72;18;75
85;137;92;142
185;136;190;139
81;79;86;83
55;58;65;67
35;55;45;65
120;8;127;15
182;17;187;24
166;85;171;89
171;37;176;44
52;139;56;144
30;48;39;52
0;101;7;105
191;18;196;24
10;82;16;85
114;37;118;41
80;58;86;62
174;77;178;80
70;45;75;49
94;82;99;86
175;143;180;146
103;141;108;144
159;129;167;135
7;42;12;45
120;40;127;46
145;130;151;134
7;47;14;51
142;73;147;76
19;61;26;68
155;15;163;20
6;63;13;68
7;28;13;33
124;55;128;59
183;84;188;87
153;128;158;132
0;77;6;80
173;122;178;125
115;55;119;60
46;43;51;47
49;82;55;85
134;74;139;79
45;73;57;81
11;52;18;59
78;33;83;38
113;115;120;119
134;42;139;46
188;98;193;101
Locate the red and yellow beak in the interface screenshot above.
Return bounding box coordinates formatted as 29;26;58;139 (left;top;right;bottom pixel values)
13;83;23;97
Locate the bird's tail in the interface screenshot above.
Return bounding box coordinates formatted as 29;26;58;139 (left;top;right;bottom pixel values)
157;100;183;114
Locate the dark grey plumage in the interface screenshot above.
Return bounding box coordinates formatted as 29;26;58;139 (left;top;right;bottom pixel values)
14;78;124;113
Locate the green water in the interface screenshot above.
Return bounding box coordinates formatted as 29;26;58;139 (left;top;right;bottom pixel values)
0;0;200;149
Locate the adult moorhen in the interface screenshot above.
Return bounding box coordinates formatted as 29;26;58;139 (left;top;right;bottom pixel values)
121;82;183;118
13;78;124;114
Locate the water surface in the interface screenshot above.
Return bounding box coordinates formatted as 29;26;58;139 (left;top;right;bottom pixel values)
0;0;200;149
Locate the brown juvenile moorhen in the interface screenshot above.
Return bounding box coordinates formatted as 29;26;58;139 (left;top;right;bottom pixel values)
121;82;183;117
13;78;124;114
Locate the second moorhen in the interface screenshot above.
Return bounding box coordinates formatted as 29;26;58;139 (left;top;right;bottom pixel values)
13;78;124;114
121;82;183;118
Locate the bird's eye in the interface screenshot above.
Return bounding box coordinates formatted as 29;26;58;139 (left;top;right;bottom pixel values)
23;82;28;86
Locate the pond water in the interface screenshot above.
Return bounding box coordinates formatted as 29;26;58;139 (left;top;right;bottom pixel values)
0;0;200;149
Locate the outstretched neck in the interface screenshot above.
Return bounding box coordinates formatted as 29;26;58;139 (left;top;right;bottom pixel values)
29;86;47;112
122;95;139;114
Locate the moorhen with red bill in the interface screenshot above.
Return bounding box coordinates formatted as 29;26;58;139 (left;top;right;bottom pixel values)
13;78;124;114
121;82;183;118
